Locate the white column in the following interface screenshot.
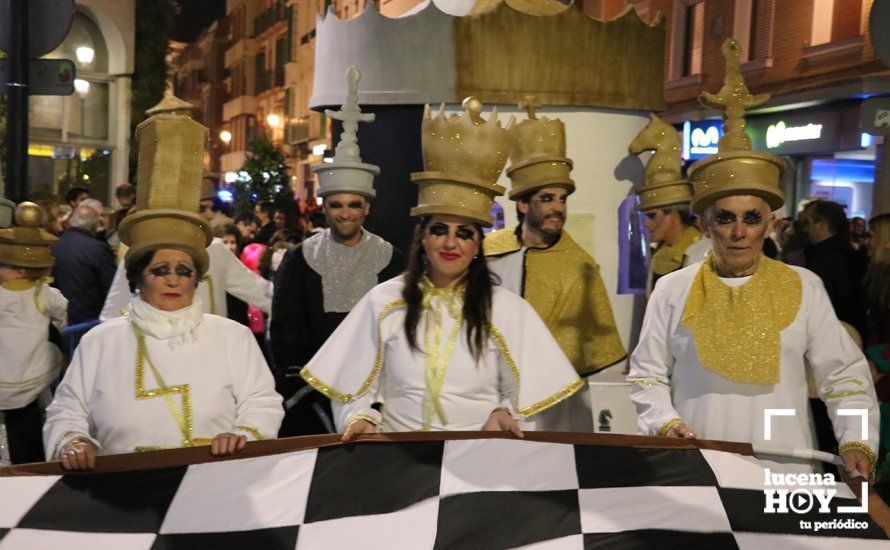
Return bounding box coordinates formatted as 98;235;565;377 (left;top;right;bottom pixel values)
110;75;132;199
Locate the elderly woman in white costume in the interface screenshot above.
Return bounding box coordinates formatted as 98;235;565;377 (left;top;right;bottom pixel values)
302;99;582;438
627;40;878;475
43;97;283;470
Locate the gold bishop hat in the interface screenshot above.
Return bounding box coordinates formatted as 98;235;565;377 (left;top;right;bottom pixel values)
0;202;59;268
410;97;513;227
628;113;693;210
505;95;575;200
118;95;213;274
688;39;786;214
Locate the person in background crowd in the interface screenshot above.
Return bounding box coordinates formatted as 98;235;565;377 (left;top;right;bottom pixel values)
51;203;117;325
114;182;136;212
307;210;327;236
801;200;868;337
34;200;65;236
254;202;277;245
0;203;68;464
864;213;890;347
851;216;868;250
235;213;258;242
65;187;90;210
200;179;234;230
259;229;297;281
214;224;249;327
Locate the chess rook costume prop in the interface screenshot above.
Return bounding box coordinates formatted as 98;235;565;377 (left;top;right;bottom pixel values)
301;98;581;432
43;96;283;459
485;99;626;432
627;39;878;473
271;68;403;435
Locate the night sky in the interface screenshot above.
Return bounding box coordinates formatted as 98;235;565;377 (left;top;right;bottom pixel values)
174;0;228;43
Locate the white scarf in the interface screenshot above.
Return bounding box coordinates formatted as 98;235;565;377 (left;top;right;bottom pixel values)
128;295;204;349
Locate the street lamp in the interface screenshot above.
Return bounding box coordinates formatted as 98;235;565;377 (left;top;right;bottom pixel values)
75;46;95;65
219;129;232;144
74;79;90;96
266;113;281;128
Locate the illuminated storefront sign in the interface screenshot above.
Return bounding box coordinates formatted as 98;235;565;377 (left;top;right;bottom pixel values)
765;121;823;149
682;120;723;160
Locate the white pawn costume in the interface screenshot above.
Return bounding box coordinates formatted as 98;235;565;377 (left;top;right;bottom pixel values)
627;40;878;473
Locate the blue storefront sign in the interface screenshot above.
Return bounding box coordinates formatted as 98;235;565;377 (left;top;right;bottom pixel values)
681;119;723;161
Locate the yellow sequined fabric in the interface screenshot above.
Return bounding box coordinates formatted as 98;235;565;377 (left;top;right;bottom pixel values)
651;226;702;276
419;277;466;430
484;228;626;375
682;256;802;384
133;323;199;448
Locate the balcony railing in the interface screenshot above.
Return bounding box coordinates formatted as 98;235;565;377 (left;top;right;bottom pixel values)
253;0;286;37
286;121;309;145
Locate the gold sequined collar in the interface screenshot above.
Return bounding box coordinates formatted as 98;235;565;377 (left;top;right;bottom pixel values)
652;226;703;276
0;278;37;290
681;255;802;384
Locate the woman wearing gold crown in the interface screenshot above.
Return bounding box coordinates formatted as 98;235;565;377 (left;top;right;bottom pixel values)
628;40;878;475
301;99;581;436
43;97;283;470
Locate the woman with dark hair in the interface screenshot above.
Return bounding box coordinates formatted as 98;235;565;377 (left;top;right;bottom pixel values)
301;98;580;438
42;101;282;470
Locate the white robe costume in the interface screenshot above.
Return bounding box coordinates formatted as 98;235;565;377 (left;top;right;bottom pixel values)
100;239;273;320
44;296;283;459
0;281;67;409
628;261;879;472
302;276;582;432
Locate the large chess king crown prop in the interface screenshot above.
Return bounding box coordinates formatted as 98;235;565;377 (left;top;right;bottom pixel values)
411;98;513;226
118;96;213;273
310;1;665;111
689;38;786;214
506;97;575;200
0;202;58;268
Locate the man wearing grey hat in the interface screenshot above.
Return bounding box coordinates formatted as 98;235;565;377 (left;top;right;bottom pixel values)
270;68;403;436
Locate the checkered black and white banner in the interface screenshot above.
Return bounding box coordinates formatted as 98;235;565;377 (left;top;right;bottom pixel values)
0;437;885;549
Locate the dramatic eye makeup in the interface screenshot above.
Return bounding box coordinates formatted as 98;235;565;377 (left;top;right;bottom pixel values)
147;263;195;279
427;223;477;241
645;211;659;220
742;210;764;225
713;210;736;225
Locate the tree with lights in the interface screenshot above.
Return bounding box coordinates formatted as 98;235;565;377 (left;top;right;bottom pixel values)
232;136;293;217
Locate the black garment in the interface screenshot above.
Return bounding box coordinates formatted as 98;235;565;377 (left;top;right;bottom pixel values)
226;293;249;327
5;399;45;464
254;222;277;245
51;227;117;325
804;233;868;337
270;242;404;436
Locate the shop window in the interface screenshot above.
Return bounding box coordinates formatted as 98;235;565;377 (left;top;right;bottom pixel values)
669;0;704;80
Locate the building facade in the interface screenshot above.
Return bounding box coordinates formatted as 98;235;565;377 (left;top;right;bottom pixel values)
27;0;135;206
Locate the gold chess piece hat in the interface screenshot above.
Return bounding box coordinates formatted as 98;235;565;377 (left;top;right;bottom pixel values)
505;95;575;200
688;38;786;214
628;113;693;210
410;97;514;227
0;202;59;268
118;95;213;274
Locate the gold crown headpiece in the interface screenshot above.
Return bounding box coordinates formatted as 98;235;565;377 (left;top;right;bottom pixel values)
505;95;575;200
0;202;59;268
118;95;212;274
688;39;786;214
410;97;514;227
628;113;693;210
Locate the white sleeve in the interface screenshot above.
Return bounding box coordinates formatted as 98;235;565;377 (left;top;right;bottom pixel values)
43;344;101;459
42;285;69;329
100;261;131;321
228;325;284;440
222;246;274;313
804;276;880;458
627;284;683;436
331;379;381;432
